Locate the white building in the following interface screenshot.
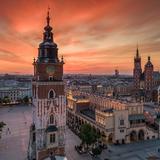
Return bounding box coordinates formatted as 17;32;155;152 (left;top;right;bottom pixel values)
0;87;32;102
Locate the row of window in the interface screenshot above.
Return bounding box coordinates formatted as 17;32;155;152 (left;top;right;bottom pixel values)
33;89;55;99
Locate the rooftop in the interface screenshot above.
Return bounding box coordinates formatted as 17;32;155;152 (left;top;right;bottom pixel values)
103;108;114;113
80;109;95;120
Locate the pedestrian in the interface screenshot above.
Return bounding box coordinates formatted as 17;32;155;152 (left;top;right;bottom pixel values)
7;128;11;134
6;127;9;135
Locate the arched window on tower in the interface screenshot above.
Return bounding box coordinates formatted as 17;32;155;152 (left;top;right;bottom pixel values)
48;90;55;99
50;114;54;125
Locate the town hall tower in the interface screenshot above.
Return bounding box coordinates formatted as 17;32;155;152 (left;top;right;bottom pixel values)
28;9;66;160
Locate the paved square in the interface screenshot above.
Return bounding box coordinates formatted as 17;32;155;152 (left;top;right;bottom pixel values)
1;105;160;160
0;105;92;160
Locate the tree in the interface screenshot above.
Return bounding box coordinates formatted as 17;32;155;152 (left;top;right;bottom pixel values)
17;98;23;104
0;98;2;104
92;147;102;156
80;124;99;148
23;96;29;104
0;122;6;131
2;96;11;104
0;121;6;139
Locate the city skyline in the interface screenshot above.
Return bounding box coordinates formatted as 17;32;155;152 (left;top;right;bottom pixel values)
0;0;160;74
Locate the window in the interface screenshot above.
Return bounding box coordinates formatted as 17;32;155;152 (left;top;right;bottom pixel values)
49;76;53;81
120;129;124;133
49;90;55;99
50;115;54;124
50;134;55;143
120;119;124;126
33;133;36;142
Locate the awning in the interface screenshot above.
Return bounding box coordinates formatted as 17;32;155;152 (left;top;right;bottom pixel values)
46;125;58;132
129;114;145;121
44;156;67;160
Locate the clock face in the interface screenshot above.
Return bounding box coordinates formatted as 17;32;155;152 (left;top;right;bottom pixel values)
46;66;55;74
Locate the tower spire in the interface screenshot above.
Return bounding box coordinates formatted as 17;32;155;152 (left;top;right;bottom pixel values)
47;7;50;26
43;7;53;42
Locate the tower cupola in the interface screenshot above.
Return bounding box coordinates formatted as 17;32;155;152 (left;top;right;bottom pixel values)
38;8;59;63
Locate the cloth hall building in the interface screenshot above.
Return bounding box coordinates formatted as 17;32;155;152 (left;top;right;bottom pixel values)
67;90;158;144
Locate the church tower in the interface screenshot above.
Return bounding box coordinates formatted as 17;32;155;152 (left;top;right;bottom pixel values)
133;47;142;91
144;56;153;91
29;9;66;160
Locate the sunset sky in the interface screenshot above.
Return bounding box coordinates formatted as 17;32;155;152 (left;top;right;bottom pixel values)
0;0;160;75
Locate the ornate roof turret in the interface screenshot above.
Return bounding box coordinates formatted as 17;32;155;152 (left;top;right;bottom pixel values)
145;56;153;68
33;57;36;65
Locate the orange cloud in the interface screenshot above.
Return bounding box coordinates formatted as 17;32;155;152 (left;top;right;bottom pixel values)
0;0;160;74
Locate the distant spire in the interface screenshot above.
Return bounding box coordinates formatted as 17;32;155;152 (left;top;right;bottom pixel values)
47;6;50;26
136;43;139;58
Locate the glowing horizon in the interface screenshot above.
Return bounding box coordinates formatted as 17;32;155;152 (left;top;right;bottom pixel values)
0;0;160;75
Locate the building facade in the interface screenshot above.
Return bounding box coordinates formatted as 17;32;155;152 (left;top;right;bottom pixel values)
28;10;66;160
67;90;158;144
0;87;31;103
